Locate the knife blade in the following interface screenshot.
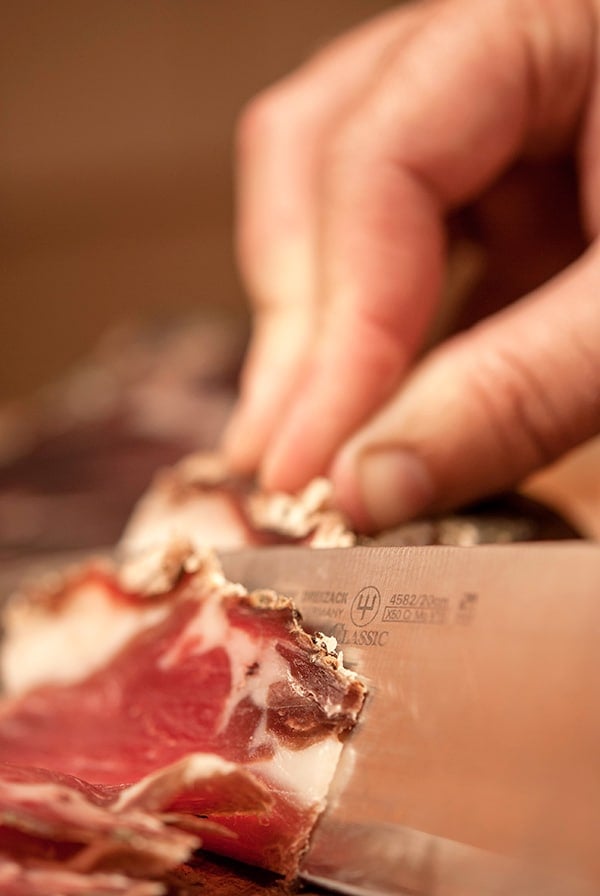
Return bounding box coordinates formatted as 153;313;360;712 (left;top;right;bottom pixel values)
219;542;600;896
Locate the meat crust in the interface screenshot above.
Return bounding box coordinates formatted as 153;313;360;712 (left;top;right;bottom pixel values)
121;452;356;554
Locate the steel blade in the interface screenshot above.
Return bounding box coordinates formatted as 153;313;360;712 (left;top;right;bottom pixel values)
219;542;600;896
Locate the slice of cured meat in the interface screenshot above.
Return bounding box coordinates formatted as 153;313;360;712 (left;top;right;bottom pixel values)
0;541;366;883
0;762;201;873
121;453;574;558
0;859;163;896
121;452;356;555
0;755;266;895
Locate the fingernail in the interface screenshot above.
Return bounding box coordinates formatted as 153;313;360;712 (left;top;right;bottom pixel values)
358;448;434;529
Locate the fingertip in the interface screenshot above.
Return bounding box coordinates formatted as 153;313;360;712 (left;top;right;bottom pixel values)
259;395;331;493
331;441;435;532
221;409;262;476
259;435;309;494
329;444;373;533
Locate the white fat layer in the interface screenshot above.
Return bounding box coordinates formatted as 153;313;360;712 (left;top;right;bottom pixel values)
2;583;169;696
159;589;288;742
220;634;286;746
253;738;344;806
122;492;248;554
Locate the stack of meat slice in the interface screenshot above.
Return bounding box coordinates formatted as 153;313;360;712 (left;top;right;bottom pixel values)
0;457;366;894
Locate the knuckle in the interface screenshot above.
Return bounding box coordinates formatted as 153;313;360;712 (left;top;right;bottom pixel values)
324;303;405;396
320;120;373;212
236;86;289;157
466;341;568;472
324;116;367;175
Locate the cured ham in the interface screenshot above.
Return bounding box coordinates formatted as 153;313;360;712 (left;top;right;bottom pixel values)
121;452;574;555
122;452;356;554
0;859;163;896
0;761;201;871
0;538;366;890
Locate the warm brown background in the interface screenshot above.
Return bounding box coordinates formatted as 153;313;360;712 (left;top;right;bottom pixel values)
1;0;393;402
2;1;600;538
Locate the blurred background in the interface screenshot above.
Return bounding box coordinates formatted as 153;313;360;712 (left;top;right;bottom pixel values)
1;0;598;559
0;0;400;557
1;0;394;402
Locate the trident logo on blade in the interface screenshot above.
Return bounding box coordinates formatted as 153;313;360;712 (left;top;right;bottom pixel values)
351;586;381;627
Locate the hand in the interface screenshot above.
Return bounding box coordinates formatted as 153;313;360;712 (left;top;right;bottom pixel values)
223;0;600;531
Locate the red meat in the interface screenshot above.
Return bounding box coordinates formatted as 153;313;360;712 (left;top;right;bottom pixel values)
0;541;365;887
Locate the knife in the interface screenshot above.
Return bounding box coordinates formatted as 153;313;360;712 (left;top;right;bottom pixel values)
219;541;600;896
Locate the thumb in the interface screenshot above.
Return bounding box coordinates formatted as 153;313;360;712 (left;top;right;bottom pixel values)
331;246;600;531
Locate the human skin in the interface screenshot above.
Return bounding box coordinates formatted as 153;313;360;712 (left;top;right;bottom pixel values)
223;0;600;531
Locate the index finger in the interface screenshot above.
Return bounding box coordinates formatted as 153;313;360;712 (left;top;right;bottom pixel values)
224;6;428;473
261;0;594;490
